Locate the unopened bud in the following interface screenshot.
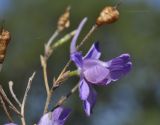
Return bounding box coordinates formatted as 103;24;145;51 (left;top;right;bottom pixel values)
0;29;11;63
96;6;119;27
57;6;70;31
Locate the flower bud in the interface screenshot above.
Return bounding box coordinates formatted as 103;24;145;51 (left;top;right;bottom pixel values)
96;6;119;27
57;6;70;31
0;29;11;63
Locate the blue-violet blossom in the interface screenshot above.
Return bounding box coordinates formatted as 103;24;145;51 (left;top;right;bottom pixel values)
38;107;71;125
4;107;71;125
70;17;132;116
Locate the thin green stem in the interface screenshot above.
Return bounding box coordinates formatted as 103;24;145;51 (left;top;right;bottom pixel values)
52;30;76;49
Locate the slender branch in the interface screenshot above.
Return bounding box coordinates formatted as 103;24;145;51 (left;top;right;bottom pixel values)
0;85;21;116
41;28;61;97
8;81;22;108
43;70;78;114
43;91;52;114
21;72;36;125
0;95;13;122
42;30;76;114
40;55;50;96
51;83;79;111
54;60;71;87
45;29;60;53
77;24;97;50
46;30;76;61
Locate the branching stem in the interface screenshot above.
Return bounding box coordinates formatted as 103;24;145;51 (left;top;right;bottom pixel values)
21;72;36;125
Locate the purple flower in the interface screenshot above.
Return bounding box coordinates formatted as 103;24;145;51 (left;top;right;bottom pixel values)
70;18;132;116
38;107;71;125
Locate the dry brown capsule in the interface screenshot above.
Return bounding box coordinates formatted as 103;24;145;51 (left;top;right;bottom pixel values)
0;29;11;64
57;6;70;31
96;6;119;27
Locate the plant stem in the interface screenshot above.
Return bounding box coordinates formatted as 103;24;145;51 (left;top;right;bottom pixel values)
9;81;22;108
42;31;76;114
21;72;36;125
77;24;97;50
40;56;50;96
43;70;78;114
52;30;76;49
0;84;21;116
45;29;60;53
0;95;13;122
52;83;79;111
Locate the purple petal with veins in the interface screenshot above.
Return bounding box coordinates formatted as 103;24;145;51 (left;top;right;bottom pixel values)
84;42;101;60
71;52;83;68
83;85;97;116
79;79;90;100
83;63;109;84
70;17;88;54
107;53;132;81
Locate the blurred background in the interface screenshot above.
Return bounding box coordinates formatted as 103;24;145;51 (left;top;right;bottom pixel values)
0;0;160;125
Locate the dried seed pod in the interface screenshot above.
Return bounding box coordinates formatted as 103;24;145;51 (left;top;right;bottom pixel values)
0;29;11;64
57;6;70;31
96;6;119;27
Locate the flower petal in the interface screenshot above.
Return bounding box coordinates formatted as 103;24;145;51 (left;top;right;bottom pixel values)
71;52;83;68
83;86;97;116
107;53;132;81
38;107;71;125
83;60;110;84
79;79;90;100
38;112;52;125
53;107;71;123
70;17;88;54
84;42;101;59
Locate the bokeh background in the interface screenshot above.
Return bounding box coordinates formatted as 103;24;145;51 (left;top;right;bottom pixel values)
0;0;160;125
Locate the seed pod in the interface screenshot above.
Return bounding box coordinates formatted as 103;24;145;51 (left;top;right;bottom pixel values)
96;6;119;27
57;6;70;31
0;29;11;64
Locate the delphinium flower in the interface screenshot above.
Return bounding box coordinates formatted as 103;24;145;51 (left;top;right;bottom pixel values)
70;18;132;116
38;107;71;125
4;107;71;125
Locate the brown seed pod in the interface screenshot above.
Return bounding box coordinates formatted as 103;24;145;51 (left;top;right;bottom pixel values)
96;6;119;27
0;29;11;63
57;6;70;31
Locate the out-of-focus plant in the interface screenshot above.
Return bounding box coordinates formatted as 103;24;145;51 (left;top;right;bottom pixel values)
0;2;132;125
